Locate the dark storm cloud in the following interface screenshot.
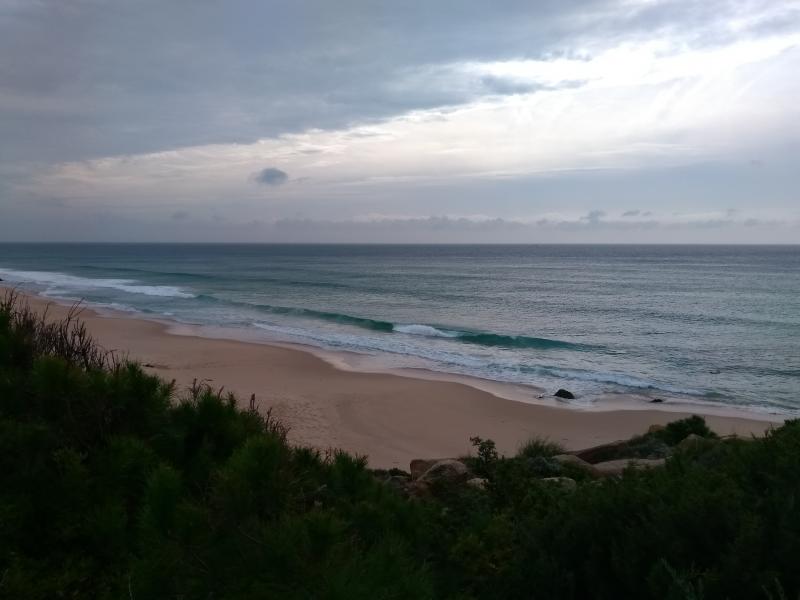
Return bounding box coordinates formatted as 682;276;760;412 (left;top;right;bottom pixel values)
254;167;288;186
0;0;777;166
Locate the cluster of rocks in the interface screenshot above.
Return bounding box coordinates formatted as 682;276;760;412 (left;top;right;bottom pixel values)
375;459;487;498
376;425;711;497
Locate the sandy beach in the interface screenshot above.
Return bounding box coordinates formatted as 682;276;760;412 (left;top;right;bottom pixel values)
4;288;782;468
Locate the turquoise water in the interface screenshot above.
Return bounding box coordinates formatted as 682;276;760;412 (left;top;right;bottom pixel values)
1;244;798;414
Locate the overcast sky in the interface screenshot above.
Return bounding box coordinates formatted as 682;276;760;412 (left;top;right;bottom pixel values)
1;0;799;243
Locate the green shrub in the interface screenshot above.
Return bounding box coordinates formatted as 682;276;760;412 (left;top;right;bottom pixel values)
516;436;564;460
655;414;718;446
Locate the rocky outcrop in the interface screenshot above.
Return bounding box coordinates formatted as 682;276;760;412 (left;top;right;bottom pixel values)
593;458;665;477
570;440;630;464
554;388;575;399
552;454;600;477
410;458;450;480
417;459;471;485
678;433;706;450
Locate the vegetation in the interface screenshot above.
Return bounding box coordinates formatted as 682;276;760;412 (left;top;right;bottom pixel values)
1;292;799;599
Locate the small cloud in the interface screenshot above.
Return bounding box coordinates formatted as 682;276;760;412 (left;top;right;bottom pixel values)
253;167;289;186
480;75;543;96
581;210;605;224
622;210;640;217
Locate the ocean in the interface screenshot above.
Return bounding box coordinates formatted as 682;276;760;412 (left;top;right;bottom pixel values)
1;244;798;415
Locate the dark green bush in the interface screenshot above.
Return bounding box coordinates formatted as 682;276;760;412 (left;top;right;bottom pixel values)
654;414;718;445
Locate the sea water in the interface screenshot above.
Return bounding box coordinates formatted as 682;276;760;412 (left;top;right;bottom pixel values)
1;244;798;415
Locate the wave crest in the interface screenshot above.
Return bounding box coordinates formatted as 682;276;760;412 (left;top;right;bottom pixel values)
0;268;195;298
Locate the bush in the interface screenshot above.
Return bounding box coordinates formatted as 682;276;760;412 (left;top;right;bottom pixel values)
654;414;718;446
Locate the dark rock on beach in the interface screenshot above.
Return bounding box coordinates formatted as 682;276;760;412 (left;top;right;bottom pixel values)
554;388;575;399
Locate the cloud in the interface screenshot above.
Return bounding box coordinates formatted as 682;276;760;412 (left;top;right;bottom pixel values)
1;0;798;243
253;167;288;186
1;0;797;165
581;210;606;224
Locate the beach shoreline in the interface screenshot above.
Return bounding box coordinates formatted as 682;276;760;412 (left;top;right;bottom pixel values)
2;285;783;468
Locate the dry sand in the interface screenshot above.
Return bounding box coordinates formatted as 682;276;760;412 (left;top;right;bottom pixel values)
5;288;782;469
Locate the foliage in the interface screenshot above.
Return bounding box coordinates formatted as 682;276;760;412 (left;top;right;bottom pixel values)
653;414;718;446
1;292;798;599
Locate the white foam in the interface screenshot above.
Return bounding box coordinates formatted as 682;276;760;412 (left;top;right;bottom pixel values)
393;323;459;338
0;267;195;298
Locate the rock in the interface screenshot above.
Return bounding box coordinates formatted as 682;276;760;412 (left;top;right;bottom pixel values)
552;454;600;477
678;433;706;450
571;440;630;464
417;459;471;485
410;458;449;480
541;477;577;491
466;477;488;490
650;398;664;403
647;424;666;434
593;458;666;477
554;388;575;399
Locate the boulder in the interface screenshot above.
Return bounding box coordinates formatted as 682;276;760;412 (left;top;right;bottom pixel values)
417;459;471;485
678;433;706;450
553;454;600;477
571;440;630;464
466;477;489;490
541;477;577;491
593;458;665;477
554;388;575;399
650;398;664;403
410;458;450;480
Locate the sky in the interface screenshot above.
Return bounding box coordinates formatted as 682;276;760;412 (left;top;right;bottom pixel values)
1;0;799;243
